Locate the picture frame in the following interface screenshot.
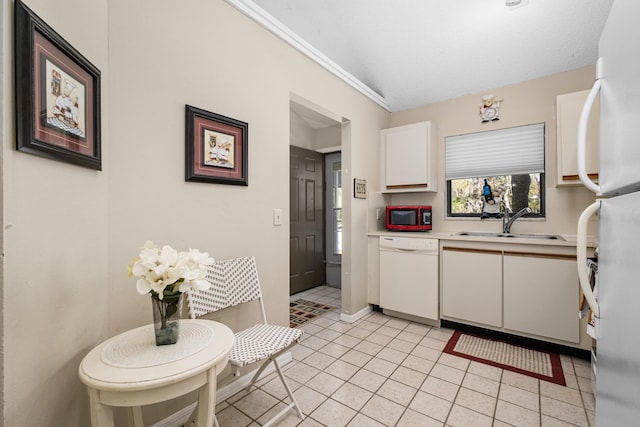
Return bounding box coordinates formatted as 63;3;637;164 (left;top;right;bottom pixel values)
354;178;367;199
185;105;248;186
15;0;102;170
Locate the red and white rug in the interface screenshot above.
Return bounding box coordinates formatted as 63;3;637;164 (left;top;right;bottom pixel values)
443;331;566;386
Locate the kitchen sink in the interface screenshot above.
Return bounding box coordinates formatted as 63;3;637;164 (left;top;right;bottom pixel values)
453;231;565;241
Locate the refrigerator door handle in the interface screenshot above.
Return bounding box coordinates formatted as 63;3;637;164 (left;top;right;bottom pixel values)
577;200;600;317
577;74;602;195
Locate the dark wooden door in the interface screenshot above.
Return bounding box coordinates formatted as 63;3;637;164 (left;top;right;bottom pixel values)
290;146;325;295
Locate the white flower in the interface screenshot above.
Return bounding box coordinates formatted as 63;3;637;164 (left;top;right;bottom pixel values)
129;241;214;299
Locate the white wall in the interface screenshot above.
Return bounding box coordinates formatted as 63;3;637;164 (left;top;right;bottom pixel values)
2;0;388;425
290;109;315;150
2;0;110;425
105;0;386;332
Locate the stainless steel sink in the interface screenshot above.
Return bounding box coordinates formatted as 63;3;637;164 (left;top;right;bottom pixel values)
453;231;565;241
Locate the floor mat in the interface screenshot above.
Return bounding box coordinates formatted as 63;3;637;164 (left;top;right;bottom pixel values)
289;299;334;328
443;330;566;385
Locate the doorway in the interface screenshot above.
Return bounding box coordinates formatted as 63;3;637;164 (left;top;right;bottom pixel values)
289;98;343;297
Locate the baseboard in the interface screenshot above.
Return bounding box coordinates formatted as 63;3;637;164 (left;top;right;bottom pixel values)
339;305;372;323
151;351;294;427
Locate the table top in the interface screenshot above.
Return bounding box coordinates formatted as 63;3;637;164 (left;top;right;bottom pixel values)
79;319;234;391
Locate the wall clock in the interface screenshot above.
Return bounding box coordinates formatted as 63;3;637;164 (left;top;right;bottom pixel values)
480;94;503;122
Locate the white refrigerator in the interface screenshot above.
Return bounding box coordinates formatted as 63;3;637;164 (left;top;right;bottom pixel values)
576;0;640;425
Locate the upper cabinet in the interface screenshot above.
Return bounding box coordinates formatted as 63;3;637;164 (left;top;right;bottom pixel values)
556;90;600;186
380;121;438;193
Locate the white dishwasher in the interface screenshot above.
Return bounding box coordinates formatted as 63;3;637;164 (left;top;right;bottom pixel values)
379;235;439;320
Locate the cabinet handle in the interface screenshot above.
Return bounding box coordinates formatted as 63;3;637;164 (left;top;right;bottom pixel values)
577;201;600;317
442;246;502;255
577;58;602;195
503;251;576;260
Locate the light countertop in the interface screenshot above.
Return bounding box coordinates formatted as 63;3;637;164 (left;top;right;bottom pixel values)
368;230;598;248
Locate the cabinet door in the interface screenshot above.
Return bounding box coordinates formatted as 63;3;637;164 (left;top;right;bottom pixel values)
503;252;579;343
556;90;599;186
385;125;427;188
380;121;437;192
441;247;502;327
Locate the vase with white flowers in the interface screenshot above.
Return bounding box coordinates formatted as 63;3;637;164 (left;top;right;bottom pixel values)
128;241;214;345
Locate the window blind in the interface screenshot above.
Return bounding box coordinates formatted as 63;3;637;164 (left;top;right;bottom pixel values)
445;123;545;180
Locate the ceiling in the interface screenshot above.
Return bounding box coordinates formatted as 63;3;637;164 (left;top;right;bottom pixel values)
245;0;614;113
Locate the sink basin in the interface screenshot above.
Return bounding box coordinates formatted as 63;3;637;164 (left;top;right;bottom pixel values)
454;231;565;241
454;232;502;237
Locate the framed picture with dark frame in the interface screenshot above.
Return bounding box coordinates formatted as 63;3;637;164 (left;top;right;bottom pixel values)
354;178;367;199
185;105;248;186
14;0;101;170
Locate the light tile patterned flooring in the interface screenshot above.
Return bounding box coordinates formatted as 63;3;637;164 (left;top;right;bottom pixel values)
214;285;595;426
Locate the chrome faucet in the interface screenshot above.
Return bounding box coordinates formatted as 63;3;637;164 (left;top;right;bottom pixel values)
502;206;532;234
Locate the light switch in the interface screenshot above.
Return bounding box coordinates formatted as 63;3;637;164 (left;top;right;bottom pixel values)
273;209;283;226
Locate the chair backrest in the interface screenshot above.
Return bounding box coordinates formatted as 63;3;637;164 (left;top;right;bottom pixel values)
187;256;263;319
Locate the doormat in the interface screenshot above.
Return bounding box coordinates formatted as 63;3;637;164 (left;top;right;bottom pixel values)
443;331;566;386
289;299;334;328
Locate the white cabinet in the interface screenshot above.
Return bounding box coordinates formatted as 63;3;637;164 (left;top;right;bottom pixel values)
503;252;579;343
441;242;582;345
380;121;437;193
441;247;502;327
556;90;599;186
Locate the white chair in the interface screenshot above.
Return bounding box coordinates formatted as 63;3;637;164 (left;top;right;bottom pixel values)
186;256;304;427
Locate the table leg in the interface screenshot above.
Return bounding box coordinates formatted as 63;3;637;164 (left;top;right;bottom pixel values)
126;407;144;427
88;388;114;427
195;367;217;427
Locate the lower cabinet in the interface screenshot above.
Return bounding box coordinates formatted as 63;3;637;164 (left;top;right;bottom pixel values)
441;243;580;344
503;252;579;343
441;247;502;327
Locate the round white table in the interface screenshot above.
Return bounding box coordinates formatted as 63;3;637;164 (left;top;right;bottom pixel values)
79;319;234;427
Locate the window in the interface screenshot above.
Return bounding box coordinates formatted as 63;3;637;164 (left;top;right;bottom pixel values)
325;152;342;256
445;124;545;218
331;162;342;255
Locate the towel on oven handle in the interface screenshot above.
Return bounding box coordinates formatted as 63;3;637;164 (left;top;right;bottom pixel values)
578;258;599;339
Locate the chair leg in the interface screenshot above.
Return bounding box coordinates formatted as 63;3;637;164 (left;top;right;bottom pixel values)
273;359;303;419
258;359;304;427
245;358;273;391
242;357;304;426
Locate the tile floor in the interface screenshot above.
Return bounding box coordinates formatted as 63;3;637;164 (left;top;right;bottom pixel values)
214;285;595;427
